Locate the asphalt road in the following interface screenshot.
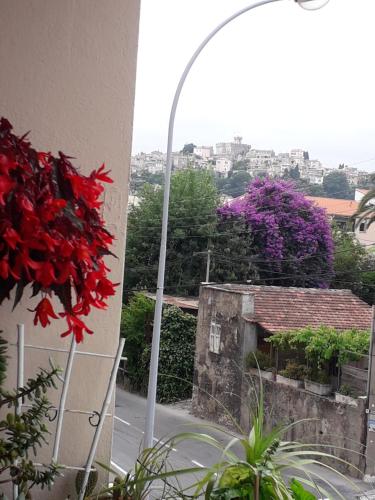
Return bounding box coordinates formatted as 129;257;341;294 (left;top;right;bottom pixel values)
112;387;373;499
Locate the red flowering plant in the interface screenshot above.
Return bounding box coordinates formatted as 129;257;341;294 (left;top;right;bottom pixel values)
0;118;117;342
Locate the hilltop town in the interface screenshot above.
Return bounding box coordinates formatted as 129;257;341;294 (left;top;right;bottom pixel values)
131;136;372;187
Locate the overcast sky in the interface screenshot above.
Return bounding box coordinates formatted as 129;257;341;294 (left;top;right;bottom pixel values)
132;0;375;171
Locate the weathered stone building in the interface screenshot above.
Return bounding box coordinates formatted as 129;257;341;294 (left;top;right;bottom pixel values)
192;284;372;475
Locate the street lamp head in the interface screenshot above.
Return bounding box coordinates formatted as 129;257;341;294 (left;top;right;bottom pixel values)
295;0;330;10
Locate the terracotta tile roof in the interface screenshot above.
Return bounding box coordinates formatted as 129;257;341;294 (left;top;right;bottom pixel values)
306;196;359;218
143;292;198;310
235;285;372;333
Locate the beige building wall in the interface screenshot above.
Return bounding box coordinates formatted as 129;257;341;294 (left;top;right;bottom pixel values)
0;1;140;497
355;221;375;247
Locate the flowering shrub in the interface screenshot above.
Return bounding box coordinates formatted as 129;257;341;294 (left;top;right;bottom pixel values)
0;118;116;342
218;178;334;287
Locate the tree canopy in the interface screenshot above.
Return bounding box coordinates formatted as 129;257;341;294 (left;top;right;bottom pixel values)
120;296;196;403
332;227;375;304
323;170;352;199
216;170;252;198
181;143;196;155
124;168;219;296
213;178;334;287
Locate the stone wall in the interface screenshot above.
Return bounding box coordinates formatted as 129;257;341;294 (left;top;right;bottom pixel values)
241;375;367;477
192;286;256;429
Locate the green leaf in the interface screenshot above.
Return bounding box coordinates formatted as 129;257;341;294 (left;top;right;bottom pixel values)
290;479;317;500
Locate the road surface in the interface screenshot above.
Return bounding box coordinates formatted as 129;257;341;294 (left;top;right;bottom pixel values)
112;387;373;499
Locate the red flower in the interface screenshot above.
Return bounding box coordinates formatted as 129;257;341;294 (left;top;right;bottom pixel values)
0;259;8;280
74;241;92;265
0;256;20;280
35;262;57;287
96;278;118;299
0;118;117;342
90;164;113;184
31;298;59;328
37;152;52;169
60;313;93;343
17;193;34;213
0;153;17;176
13;250;41;279
0;175;15;205
3;227;22;250
55;260;77;284
39;198;67;222
60;241;74;258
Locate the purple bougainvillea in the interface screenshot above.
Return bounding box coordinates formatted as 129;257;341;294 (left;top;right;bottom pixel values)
218;178;334;288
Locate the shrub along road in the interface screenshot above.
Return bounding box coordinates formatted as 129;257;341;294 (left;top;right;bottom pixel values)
113;387;371;499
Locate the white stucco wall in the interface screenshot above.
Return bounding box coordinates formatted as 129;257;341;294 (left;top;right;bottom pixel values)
0;1;140;497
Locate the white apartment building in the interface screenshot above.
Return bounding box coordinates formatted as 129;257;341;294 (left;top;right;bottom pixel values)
343;166;360;186
290;149;308;161
247;149;275;159
215;157;232;177
172;152;190;169
307;169;324;185
147;161;164;174
131;151;166;174
194;145;214;159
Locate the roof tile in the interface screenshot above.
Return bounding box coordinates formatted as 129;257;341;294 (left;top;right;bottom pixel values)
235;285;372;333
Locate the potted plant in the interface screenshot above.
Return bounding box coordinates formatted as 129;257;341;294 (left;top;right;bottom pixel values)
335;384;358;406
0;118;117;344
276;361;306;389
245;350;275;381
304;368;332;396
270;326;370;398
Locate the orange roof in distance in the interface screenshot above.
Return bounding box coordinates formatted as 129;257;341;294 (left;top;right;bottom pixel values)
306;196;359;217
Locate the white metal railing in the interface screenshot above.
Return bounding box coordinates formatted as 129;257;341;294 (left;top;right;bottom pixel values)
11;323;125;500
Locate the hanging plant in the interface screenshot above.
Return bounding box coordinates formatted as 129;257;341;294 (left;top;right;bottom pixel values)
0;118;117;342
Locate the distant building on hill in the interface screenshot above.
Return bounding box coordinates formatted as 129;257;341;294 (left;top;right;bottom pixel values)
194;146;214;159
216;136;250;159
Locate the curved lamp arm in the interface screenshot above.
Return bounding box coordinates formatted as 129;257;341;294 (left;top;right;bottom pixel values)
143;0;321;449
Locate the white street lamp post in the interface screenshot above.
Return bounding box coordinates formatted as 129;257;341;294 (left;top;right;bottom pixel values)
143;0;329;450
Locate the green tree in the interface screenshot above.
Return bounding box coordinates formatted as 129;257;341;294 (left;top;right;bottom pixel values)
211;215;255;283
142;306;196;403
120;293;155;391
331;228;366;294
181;143;196;155
0;335;61;497
290;165;301;180
124;168;219;296
302;183;326;196
323;170;352;199
292;178;326;197
120;301;196;402
130;171;164;194
232;159;249;171
331;227;375;304
216;170;252;197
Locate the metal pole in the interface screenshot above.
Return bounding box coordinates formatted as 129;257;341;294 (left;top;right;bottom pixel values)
365;306;375;478
16;324;24;414
78;338;125;500
13;324;25;500
52;336;77;463
205;249;211;283
143;0;285;451
367;306;375;402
